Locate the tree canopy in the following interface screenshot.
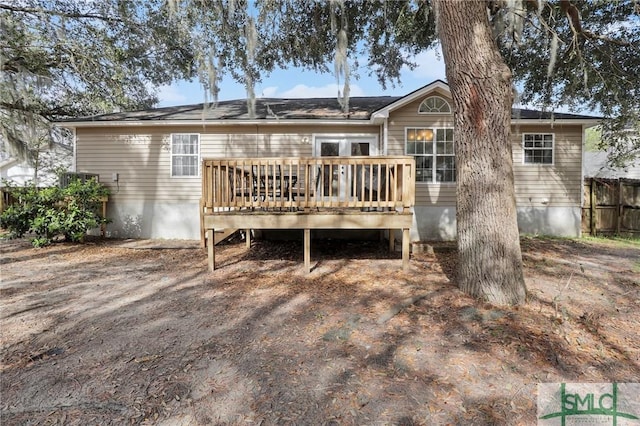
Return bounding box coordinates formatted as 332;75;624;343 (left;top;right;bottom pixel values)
3;1;638;164
494;0;639;166
1;0;194;161
170;1;638;148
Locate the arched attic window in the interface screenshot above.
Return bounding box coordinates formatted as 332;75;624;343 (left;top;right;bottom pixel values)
418;96;451;114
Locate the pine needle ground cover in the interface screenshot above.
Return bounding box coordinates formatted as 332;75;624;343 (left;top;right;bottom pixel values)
1;236;638;425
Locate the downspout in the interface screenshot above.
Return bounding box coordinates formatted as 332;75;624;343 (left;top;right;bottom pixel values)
72;127;77;172
383;118;389;155
580;124;586;237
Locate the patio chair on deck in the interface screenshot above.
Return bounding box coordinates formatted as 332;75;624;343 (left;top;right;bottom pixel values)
251;165;282;202
227;166;252;203
354;164;389;211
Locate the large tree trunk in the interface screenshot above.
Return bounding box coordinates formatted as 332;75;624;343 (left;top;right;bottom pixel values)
434;0;527;305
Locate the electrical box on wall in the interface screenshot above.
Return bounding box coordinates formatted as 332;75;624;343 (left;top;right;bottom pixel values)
112;173;119;182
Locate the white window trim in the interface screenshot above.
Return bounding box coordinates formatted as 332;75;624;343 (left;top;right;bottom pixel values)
170;133;201;177
522;133;554;166
405;127;456;184
417;95;452;115
311;134;380;157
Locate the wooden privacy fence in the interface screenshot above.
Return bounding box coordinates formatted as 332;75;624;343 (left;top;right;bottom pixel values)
0;188;15;213
582;177;640;236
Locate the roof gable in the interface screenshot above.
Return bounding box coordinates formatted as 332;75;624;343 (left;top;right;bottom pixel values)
371;80;450;119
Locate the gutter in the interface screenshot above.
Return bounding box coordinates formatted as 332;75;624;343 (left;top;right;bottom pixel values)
56;118;376;128
510;119;601;127
57;117;602;129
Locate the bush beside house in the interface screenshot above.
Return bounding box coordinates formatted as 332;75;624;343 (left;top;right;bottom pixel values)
0;179;110;247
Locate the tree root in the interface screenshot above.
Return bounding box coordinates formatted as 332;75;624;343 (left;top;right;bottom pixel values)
377;293;430;324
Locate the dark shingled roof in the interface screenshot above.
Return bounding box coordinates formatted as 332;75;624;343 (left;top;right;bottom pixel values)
511;108;598;120
59;96;599;123
59;96;402;122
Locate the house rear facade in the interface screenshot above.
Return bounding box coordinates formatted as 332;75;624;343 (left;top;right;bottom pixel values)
59;80;598;241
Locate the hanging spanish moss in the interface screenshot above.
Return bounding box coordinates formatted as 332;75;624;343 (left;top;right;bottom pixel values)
491;0;539;48
1;14;55;163
228;0;236;18
330;0;350;113
506;0;525;45
546;32;558;79
245;14;257;118
167;0;179;14
204;53;220;107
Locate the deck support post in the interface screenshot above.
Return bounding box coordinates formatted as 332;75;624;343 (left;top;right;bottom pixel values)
402;228;410;271
207;229;215;271
245;228;251;248
200;199;206;248
203;210;414;273
388;229;395;252
304;228;311;273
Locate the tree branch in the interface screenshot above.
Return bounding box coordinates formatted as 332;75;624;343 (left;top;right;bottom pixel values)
0;3;121;23
0;100;81;120
560;0;632;46
560;0;582;33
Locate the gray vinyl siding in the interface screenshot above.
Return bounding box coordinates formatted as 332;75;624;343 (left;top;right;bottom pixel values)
76;126;182;202
75;124;378;202
387;90;456;205
75;108;582;208
387;96;583;208
512;124;583;207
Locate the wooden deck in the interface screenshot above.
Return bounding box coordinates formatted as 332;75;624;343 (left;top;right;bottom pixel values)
200;156;415;272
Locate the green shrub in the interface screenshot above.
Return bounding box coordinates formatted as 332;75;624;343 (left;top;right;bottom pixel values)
0;178;110;247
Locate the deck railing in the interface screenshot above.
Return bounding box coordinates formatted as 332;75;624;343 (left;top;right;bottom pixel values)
201;156;415;212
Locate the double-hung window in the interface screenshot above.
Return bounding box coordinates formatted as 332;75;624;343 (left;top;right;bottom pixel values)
406;128;455;182
171;134;200;177
523;133;553;164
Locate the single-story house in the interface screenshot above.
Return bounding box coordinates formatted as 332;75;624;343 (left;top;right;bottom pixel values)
58;80;599;250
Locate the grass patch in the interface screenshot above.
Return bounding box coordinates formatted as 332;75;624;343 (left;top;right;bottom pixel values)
580;235;640;249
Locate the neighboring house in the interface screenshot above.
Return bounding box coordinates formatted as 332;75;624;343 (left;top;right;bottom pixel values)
0;144;72;187
584;151;640;179
57;80;599;241
0;157;33;186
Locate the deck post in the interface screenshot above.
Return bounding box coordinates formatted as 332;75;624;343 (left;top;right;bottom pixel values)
304;228;311;273
589;178;596;236
207;229;215;271
402;228;410;271
388;229;395;252
245;228;251;248
200;199;206;248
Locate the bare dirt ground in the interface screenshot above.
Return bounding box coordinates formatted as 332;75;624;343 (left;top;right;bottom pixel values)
1;235;639;425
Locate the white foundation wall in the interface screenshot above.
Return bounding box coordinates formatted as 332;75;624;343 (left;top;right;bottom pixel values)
102;202;581;241
104;201;201;239
410;206;582;241
516;206;582;237
411;206;457;241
